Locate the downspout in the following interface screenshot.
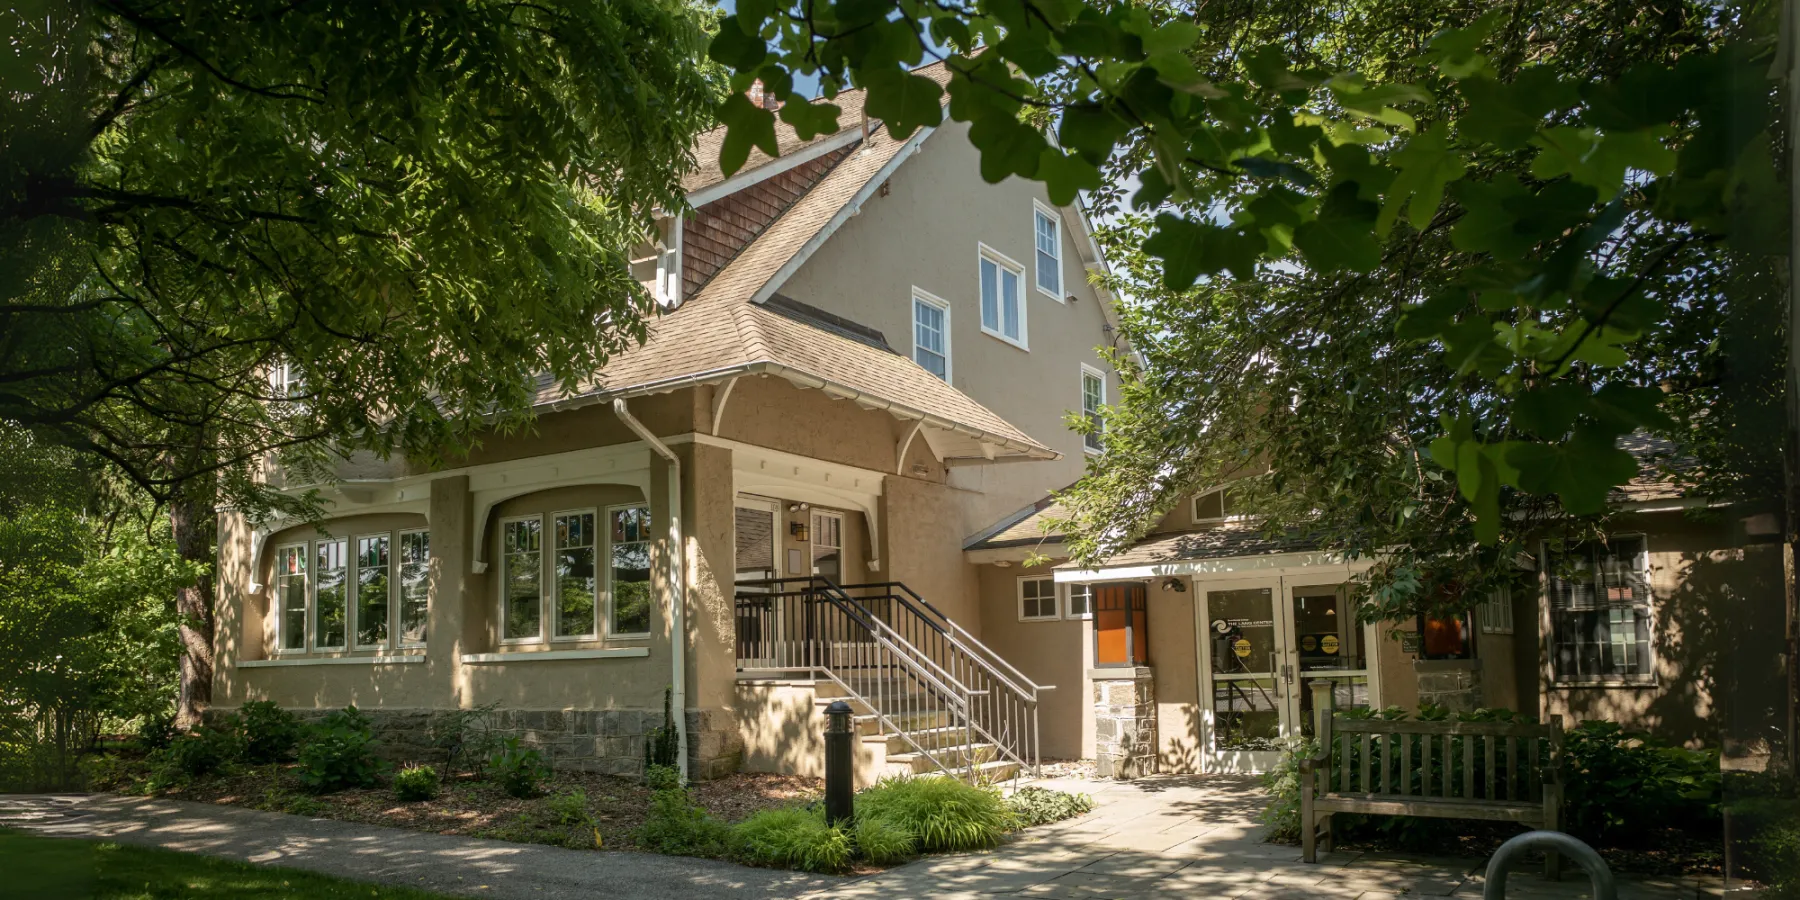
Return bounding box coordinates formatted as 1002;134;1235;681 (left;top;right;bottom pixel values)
613;398;689;783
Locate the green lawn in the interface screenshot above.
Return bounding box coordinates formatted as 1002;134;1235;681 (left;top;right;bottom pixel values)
0;829;457;899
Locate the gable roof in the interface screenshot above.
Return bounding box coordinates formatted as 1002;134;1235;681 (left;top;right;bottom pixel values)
538;64;1057;464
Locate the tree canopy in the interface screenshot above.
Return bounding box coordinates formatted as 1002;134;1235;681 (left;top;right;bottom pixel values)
2;0;724;512
708;0;1787;568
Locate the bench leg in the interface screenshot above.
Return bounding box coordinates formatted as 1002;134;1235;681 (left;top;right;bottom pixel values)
1302;809;1316;863
1319;813;1333;853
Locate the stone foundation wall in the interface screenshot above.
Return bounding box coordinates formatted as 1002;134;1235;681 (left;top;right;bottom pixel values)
1092;668;1157;780
208;706;744;780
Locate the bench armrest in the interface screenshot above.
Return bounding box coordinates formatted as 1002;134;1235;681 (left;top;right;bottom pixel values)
1297;748;1332;775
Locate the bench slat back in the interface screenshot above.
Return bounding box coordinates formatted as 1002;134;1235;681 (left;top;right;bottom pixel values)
1313;688;1562;808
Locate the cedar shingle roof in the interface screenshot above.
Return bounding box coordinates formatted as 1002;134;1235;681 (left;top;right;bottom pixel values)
539;63;1056;463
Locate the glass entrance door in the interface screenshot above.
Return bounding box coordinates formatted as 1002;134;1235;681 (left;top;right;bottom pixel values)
1285;582;1372;736
1199;582;1288;772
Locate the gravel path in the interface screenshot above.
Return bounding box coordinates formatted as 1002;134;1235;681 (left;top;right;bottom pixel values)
0;793;840;900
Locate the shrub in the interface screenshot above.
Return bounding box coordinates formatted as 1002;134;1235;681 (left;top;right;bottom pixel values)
297;706;384;793
637;786;731;857
853;776;1010;853
394;764;439;802
1006;786;1095;829
429;702;502;776
644;763;681;792
644;688;678;770
149;725;243;785
1259;736;1316;844
852;814;916;865
487;737;550;799
239;701;302;764
1561;720;1720;844
1731;795;1800;899
730;806;852;873
135;711;178;752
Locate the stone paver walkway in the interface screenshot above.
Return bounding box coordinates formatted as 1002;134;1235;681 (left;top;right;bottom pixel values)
808;775;1726;900
0;793;836;900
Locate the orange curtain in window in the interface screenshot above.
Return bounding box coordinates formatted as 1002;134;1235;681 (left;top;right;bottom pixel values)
1093;583;1148;666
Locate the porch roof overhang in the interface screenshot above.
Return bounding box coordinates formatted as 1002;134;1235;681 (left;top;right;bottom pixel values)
1050;528;1371;583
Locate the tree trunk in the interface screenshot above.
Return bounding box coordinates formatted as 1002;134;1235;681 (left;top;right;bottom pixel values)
171;475;217;730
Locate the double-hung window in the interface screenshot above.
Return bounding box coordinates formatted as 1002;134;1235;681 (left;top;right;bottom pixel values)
398;531;430;647
1546;536;1653;684
274;545;308;651
1033;203;1062;298
978;245;1026;348
554;510;598;639
1018;576;1058;621
1066;583;1093;619
610;506;653;636
354;535;390;649
912;289;950;381
501;517;543;642
1080;365;1106;453
314;539;348;649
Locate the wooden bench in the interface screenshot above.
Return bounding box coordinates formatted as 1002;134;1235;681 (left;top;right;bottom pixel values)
1298;682;1566;878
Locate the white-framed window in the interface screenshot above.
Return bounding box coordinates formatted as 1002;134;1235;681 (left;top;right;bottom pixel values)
912;288;951;381
978;244;1027;349
1065;582;1093;619
609;505;653;637
1080;365;1106;453
273;544;309;652
500;516;544;643
1545;535;1653;685
1478;586;1513;635
269;357;305;401
1033;201;1063;300
1193;487;1241;525
811;510;844;581
1018;575;1059;621
314;539;349;650
553;509;599;639
397;530;429;647
353;534;391;650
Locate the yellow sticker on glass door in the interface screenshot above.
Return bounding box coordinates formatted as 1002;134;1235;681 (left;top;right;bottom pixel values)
1232;638;1252;658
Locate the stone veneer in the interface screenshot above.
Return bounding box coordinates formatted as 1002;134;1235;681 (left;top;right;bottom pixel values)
1413;659;1485;712
207;706;744;780
1091;667;1157;779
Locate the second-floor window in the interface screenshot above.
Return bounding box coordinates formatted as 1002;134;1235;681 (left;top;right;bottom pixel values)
1034;203;1062;298
912;289;950;380
979;245;1026;348
1081;365;1105;453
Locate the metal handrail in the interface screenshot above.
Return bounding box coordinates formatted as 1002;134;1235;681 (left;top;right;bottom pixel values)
852;581;1050;698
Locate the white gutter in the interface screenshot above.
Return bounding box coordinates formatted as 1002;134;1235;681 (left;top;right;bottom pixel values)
612;398;689;784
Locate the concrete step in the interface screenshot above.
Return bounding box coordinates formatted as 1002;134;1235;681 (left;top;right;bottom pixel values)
887;740;999;772
882;724;977;754
897;758;1024;786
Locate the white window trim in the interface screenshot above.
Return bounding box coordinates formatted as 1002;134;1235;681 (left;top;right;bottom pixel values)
499;514;545;645
810;509;845;577
977;242;1029;351
549;508;600;642
1017;575;1059;622
1063;582;1093;620
1540;534;1658;688
1079;363;1106;456
312;538;349;651
911;287;952;382
350;532;394;652
1032;200;1065;302
1478;585;1513;635
396;528;430;650
607;503;654;639
1191;485;1252;526
272;542;309;655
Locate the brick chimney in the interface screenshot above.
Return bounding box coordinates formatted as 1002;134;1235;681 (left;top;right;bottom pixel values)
746;79;782;111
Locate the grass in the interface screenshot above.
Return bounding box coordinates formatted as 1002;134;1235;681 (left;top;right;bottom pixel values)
0;829;456;899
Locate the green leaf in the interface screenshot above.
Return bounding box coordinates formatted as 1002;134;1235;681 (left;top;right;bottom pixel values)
1530;127;1675;202
1293;182;1380;273
716;92;778;176
1058;103;1134;161
968;115;1048;183
1244;44;1325;94
861;68;945;140
1038;149;1102;206
1379;127;1466;235
1143;214;1261;286
1505;428;1639;516
1459;67;1580;150
1419;9;1505;80
709;16;769;71
780;99;842;142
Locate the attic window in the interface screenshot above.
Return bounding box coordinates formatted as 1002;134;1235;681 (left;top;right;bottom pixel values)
1193;488;1240;524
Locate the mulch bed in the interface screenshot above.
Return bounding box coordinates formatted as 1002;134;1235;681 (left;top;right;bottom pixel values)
100;755;821;854
1320;819;1724;878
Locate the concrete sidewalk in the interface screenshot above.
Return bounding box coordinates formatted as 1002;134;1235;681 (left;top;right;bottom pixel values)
0;793;838;900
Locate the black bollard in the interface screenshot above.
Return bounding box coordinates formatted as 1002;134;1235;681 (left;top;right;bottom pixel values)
824;700;854;826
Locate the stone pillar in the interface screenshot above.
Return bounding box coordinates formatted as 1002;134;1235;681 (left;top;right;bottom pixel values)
1091;667;1157;779
1413;659;1484;712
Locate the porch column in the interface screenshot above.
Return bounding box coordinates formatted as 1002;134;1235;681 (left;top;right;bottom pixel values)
1091;666;1157;779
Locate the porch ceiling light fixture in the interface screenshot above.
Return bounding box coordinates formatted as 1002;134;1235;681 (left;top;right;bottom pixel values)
993;560;1013;568
1161;577;1187;593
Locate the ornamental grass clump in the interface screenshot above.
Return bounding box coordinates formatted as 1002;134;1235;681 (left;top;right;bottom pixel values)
853;776;1010;853
393;764;439;802
730;806;852;873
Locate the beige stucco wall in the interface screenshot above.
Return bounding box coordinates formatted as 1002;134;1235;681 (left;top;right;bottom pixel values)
1540;509;1786;749
775;119;1121;529
1148;577;1203;774
974;561;1094;761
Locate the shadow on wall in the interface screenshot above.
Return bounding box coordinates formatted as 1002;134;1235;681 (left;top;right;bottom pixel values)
1160;702;1206;776
1556;536;1785;755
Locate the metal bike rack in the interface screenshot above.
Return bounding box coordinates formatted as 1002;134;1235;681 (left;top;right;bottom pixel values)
1484;831;1616;900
